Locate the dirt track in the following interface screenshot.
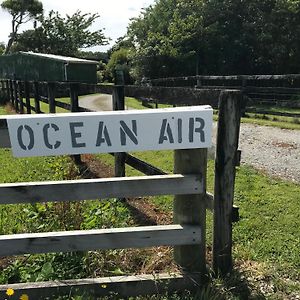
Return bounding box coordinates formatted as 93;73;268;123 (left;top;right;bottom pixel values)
80;95;300;183
80;94;113;111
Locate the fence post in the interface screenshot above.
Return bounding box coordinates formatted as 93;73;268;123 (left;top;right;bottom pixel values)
33;82;41;114
70;83;82;164
112;85;126;200
213;90;242;275
17;81;24;114
5;80;10;103
13;80;19;112
47;82;56;113
173;149;207;277
0;80;4;105
24;81;31;114
9;80;14;107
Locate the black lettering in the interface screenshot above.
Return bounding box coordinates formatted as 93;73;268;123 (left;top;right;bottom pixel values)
120;120;138;146
43;123;61;149
17;125;34;150
189;117;205;143
177;118;182;143
159;119;174;144
69;122;86;148
96;122;112;146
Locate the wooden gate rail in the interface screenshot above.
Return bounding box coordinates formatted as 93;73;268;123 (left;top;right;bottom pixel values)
0;224;201;256
0;273;200;299
0;174;203;204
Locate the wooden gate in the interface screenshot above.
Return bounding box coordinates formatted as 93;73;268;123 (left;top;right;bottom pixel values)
0;83;241;299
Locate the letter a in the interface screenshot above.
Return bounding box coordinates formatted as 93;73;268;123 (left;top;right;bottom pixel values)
159;119;174;144
96;122;112;146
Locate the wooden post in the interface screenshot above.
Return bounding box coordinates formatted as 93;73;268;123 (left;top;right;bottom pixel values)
33;82;41;114
173;149;207;276
0;80;4;105
112;85;126;201
13;80;19;112
70;83;82;164
9;80;14;107
70;83;79;112
47;82;56;113
24;81;31;114
213;90;242;275
5;80;10;103
17;81;24;114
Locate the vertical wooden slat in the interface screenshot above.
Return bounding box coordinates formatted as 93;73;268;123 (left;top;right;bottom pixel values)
13;80;19;112
9;80;14;106
213;90;242;275
24;81;31;114
0;80;4;105
34;81;41;114
173;149;207;276
113;86;126;177
113;85;126;201
70;83;81;164
5;80;10;103
18;81;25;114
47;82;56;113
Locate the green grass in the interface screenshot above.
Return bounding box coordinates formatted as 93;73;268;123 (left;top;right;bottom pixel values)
95;150;300;298
29;97;70;113
248;104;300;114
126;97;172;110
242;113;300;130
98;150;300;273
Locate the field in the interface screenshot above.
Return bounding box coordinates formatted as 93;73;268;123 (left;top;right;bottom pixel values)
0;102;299;299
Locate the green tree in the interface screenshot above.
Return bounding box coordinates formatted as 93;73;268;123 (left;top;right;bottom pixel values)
0;42;5;55
13;10;109;56
1;0;43;54
126;0;300;78
106;48;132;84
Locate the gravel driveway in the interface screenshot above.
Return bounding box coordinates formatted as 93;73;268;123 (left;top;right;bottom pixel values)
80;94;300;184
238;124;300;183
210;123;300;183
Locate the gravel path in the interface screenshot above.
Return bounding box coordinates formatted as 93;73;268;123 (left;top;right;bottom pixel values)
80;94;113;111
237;123;300;183
80;95;300;183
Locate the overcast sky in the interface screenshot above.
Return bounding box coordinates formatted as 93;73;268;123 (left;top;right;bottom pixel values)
0;0;155;51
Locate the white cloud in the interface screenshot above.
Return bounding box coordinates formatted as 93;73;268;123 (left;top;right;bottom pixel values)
0;0;154;51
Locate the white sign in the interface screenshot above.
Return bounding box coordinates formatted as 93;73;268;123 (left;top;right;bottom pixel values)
7;106;213;157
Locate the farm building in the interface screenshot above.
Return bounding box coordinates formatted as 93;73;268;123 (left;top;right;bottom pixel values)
0;52;98;83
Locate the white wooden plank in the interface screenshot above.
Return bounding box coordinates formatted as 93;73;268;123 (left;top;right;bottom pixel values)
4;106;213;157
0;174;203;204
0;225;201;256
0;273;200;299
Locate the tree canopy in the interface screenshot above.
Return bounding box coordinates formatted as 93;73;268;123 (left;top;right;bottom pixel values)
124;0;300;79
1;0;43;54
13;10;109;57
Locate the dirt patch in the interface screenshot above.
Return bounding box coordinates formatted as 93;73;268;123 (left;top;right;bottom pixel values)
272;141;297;150
78;155;172;227
126;197;172;226
79;154;114;178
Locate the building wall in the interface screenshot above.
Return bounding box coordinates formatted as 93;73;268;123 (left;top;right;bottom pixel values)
0;53;97;83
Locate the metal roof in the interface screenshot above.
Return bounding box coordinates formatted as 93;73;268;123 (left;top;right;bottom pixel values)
20;51;99;64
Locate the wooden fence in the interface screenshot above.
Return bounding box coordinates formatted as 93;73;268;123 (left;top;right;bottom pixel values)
149;74;300;117
0;80;242;298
